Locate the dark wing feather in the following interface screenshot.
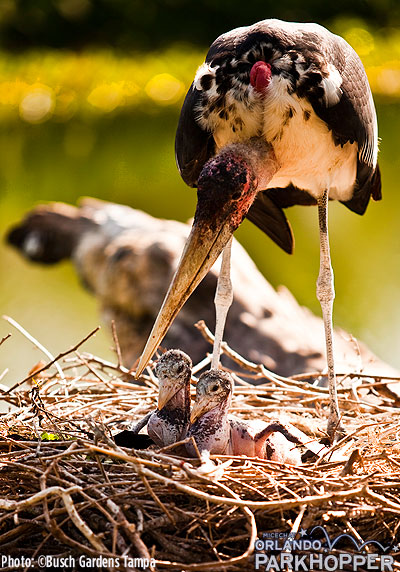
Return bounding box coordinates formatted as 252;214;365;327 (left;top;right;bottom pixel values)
265;186;317;209
175;82;215;187
307;33;381;214
246;192;294;254
342;161;381;214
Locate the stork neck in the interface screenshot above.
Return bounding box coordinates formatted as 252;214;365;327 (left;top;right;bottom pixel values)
188;401;231;454
218;138;279;191
194;138;279;236
158;382;190;423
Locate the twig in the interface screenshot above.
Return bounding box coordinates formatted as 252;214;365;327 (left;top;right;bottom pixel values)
136;466;176;526
59;488;108;553
195;320;277;382
4;326;100;394
0;333;11;347
106;499;154;567
0;368;9;383
283;503;307;572
195;320;400;400
155;464;257;570
314;421;394;466
192;355;212;375
195;320;333;393
340;449;362;476
75;351;114;389
0;485;81;511
84;444;380;511
3;315;66;383
111;321;123;369
364;488;400;512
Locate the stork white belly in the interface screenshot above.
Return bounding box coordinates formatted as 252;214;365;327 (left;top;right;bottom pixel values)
212;80;358;201
264;92;358;200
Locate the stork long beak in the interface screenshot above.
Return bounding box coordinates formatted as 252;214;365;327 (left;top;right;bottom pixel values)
157;380;180;410
135;216;234;378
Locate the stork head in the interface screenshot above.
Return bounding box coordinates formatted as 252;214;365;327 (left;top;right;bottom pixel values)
190;369;233;424
135;148;260;378
155;349;192;410
195;150;258;233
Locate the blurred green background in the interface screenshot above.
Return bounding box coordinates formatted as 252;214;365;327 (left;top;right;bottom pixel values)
1;0;400;383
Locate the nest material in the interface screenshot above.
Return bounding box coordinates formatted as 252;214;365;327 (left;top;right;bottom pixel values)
1;323;400;571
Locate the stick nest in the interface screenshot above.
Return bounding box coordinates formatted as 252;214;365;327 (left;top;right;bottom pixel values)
1;322;400;571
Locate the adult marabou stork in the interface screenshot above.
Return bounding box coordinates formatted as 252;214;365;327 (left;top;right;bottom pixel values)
136;19;381;438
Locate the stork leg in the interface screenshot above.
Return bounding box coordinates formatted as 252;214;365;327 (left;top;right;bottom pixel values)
211;237;233;369
316;190;343;440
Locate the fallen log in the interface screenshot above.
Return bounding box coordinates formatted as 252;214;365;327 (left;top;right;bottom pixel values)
7;198;397;385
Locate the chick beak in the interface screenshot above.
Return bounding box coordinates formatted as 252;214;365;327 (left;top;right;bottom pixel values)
190;394;217;424
157;379;179;410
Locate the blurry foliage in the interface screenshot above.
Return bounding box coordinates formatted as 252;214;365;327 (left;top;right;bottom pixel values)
0;1;397;123
0;47;195;124
41;432;60;441
0;0;398;51
0;21;399;127
0;0;399;376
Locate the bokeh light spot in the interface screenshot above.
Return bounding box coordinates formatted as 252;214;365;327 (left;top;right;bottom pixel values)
377;68;400;96
145;73;184;105
19;84;55;124
344;27;375;56
87;83;124;112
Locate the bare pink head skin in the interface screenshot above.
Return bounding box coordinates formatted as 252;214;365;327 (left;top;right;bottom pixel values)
250;61;272;92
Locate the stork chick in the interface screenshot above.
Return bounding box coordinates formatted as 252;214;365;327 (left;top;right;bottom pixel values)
187;370;301;464
147;349;192;447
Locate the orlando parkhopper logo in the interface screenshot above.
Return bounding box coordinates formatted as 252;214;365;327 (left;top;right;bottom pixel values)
254;526;396;571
